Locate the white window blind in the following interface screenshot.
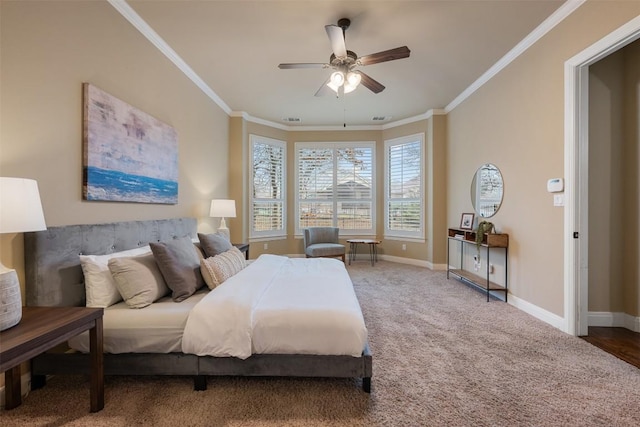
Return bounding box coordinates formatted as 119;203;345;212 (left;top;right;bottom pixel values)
385;134;424;239
296;142;375;235
250;135;286;238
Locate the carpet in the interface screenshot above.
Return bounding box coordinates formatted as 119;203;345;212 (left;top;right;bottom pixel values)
2;261;639;426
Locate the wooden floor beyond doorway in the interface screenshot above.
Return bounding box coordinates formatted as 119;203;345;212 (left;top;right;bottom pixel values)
581;327;640;369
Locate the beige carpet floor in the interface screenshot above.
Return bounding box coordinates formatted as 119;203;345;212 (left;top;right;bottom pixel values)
2;261;639;426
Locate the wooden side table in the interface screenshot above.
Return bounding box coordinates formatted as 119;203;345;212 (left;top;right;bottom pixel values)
233;243;250;260
347;239;382;266
0;306;104;412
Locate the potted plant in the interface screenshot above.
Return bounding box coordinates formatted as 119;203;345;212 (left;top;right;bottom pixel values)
475;220;494;261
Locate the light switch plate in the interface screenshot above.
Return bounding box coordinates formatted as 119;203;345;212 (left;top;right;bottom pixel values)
553;194;564;206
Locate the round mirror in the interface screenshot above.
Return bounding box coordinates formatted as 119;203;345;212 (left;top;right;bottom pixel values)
471;163;504;218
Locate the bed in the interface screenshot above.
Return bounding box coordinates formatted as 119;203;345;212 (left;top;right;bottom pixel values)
24;217;372;392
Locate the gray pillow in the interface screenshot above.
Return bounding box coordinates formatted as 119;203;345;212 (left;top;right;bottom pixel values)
150;236;204;302
108;253;169;308
198;232;233;258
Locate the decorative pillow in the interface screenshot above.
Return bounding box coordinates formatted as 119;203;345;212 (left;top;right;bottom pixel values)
108;253;169;309
150;236;205;302
192;236;206;259
197;232;233;258
80;246;151;308
200;246;247;289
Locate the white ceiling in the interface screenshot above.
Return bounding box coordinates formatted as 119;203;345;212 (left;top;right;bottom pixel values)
124;0;567;128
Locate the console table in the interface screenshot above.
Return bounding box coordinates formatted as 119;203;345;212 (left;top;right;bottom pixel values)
446;228;509;302
0;306;104;412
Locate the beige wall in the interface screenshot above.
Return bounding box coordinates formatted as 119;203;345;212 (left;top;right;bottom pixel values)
447;1;640;316
0;1;230;301
228;116;249;244
588;49;624;312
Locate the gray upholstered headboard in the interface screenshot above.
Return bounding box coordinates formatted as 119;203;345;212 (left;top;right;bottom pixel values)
24;217;197;307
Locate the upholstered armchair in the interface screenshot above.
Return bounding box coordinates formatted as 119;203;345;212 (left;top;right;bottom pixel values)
303;227;346;262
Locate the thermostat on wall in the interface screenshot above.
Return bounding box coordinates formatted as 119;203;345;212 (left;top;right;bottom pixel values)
547;178;564;193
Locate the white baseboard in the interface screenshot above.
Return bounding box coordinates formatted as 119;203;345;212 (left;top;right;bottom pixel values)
287;253;441;269
588;311;640;332
0;371;31;409
378;254;431;268
508;294;567;332
430;262;448;271
368;257;576;336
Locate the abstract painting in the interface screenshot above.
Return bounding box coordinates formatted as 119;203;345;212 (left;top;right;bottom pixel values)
83;83;178;204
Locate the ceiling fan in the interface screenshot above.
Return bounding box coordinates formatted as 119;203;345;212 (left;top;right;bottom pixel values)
278;18;410;96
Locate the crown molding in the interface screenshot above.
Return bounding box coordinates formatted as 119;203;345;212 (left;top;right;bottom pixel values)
381;109;446;130
233;112;290;131
445;0;585;113
233;109;447;132
288;125;382;131
108;0;231;115
233;111;382;131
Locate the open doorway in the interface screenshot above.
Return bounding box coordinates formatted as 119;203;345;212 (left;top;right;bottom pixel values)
581;38;640;366
565;17;640;337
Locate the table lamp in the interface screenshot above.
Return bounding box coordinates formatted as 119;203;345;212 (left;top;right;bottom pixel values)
209;199;236;240
0;177;47;331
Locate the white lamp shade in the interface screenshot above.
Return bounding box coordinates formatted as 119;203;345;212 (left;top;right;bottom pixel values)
0;177;47;233
209;199;236;218
0;177;46;331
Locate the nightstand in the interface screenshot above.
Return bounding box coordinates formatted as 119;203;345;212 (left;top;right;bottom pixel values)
0;306;104;412
233;243;250;260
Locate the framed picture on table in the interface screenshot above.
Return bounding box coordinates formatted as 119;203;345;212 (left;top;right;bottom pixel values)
460;213;474;230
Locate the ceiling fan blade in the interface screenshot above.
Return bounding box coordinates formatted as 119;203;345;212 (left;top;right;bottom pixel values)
358;46;411;66
356;71;385;94
314;78;335;97
325;24;347;58
278;63;327;69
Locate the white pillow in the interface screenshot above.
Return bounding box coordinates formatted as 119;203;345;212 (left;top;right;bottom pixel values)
200;246;247;289
80;246;151;308
108;253;169;309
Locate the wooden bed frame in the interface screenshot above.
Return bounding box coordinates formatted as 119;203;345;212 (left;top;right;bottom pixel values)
24;217;372;392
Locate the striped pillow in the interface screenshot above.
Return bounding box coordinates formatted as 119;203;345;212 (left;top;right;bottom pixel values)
200;246;247;289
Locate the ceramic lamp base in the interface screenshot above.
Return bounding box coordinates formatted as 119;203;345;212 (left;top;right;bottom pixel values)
217;217;230;241
0;268;22;331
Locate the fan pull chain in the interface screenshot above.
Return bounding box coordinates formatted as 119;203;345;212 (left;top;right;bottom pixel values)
343;89;347;127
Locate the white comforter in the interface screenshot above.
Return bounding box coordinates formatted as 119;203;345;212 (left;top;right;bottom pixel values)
181;254;368;359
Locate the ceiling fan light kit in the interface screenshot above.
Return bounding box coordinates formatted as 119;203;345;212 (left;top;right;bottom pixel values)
278;17;410;97
327;70;362;94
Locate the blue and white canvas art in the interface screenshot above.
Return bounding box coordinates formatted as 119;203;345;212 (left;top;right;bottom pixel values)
83;83;178;204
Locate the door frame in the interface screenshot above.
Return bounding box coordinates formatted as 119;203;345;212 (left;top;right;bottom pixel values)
565;16;640;336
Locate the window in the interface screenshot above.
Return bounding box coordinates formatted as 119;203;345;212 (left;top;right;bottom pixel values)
384;133;424;240
250;135;286;239
296;142;375;235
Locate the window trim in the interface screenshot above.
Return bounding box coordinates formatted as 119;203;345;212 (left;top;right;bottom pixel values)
249;134;287;239
384;133;425;240
294;141;376;236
